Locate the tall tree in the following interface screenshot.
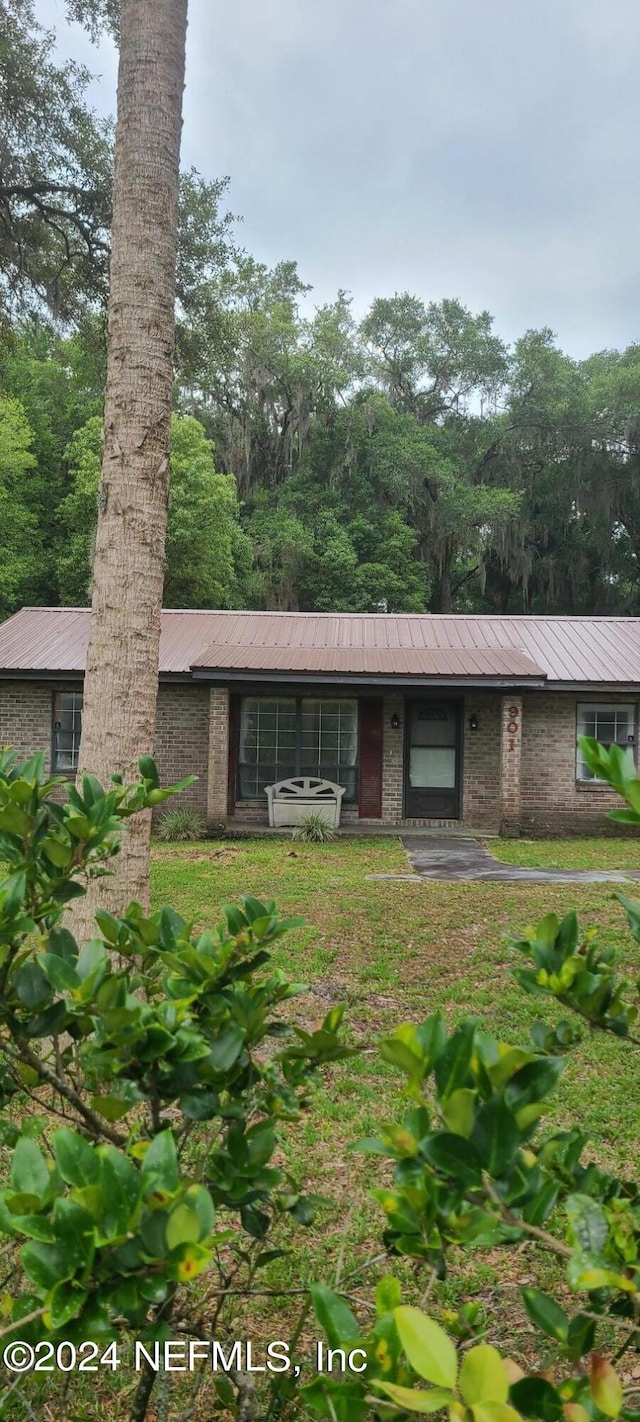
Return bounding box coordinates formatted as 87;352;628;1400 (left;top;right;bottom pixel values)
74;0;189;933
0;394;40;615
0;0;113;319
56;412;252;609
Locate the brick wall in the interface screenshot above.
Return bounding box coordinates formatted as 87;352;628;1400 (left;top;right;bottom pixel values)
521;692;637;835
2;679;638;837
461;694;502;831
154;682;210;819
0;680;59;767
0;678;210;820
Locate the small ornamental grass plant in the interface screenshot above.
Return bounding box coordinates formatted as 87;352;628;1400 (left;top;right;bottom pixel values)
292;811;337;844
155;806;208;841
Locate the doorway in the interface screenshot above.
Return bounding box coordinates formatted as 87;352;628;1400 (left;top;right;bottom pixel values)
405;699;461;819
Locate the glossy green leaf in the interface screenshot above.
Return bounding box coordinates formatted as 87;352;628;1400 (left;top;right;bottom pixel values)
421;1132;483;1187
565;1194;609;1254
459;1345;509;1405
209;1025;245;1071
53;1129;100;1187
166;1201;201;1250
21;1240;70;1291
37;952;80;991
375;1381;454;1412
503;1058;564;1113
140;1130;179;1194
470;1098;520;1176
443;1087;477;1137
510;1377;563;1421
394;1306;458;1389
44;1279;87;1329
521;1289;568;1344
310;1283;361;1350
11;1138;50;1198
434;1019;477;1101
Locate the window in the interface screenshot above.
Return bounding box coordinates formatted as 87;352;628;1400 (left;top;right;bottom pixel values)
52;691;83;772
238;697;297;799
300;699;358;800
238;696;358;800
576;702;636;782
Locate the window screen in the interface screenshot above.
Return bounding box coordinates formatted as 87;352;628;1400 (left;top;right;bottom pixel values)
576;703;636;781
52;691;83;772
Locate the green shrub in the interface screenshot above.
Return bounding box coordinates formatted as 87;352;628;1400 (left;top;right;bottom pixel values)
155;805;208;840
292;811;337;843
1;737;638;1422
299;734;639;1422
0;749;351;1422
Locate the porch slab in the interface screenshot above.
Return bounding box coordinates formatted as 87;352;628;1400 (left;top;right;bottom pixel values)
225;820;496;839
397;836;640;884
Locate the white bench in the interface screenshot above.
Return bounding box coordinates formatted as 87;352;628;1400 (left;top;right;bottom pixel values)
265;776;345;829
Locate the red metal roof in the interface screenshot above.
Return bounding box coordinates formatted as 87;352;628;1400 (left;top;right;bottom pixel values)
1;607;640;684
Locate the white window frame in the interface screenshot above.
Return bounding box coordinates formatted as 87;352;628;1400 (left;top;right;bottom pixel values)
238;695;359;801
576;702;637;783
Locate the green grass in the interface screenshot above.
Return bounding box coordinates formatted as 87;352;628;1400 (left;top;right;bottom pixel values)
13;837;640;1420
151;838;640;1325
488;834;640;869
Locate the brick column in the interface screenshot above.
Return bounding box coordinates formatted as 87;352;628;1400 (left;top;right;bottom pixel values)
206;687;230;828
499;695;523;836
381;693;404;824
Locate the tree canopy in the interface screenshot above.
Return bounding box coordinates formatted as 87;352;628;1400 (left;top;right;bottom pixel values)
56;412;251;609
1;3;640;622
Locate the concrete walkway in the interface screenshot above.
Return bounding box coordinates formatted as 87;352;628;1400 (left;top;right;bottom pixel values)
368;835;640;884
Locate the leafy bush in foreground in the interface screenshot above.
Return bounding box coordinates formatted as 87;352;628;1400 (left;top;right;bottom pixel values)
0;737;638;1422
300;736;639;1422
0;749;350;1421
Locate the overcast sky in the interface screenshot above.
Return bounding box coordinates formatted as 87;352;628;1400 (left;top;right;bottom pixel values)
39;0;640;357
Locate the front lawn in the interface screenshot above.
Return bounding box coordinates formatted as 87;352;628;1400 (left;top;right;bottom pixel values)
14;835;640;1422
488;834;640;869
150;837;639;1345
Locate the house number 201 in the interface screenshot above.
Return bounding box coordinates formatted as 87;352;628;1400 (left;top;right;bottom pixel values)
507;704;520;751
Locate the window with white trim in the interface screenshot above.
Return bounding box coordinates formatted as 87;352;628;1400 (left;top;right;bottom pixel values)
238;696;358;800
52;691;83;772
576;702;636;782
238;697;297;799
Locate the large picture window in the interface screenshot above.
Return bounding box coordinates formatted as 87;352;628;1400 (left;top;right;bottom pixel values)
238;696;358;800
52;691;83;772
576;702;636;782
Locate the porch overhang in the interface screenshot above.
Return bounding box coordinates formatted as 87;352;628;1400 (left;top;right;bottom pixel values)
189;669;548;690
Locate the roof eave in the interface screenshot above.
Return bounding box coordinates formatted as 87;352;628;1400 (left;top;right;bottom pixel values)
189;668;549;689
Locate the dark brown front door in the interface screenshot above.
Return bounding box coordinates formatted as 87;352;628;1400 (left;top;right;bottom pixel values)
405;700;461;818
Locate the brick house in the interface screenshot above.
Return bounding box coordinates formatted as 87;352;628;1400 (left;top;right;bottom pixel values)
0;606;639;836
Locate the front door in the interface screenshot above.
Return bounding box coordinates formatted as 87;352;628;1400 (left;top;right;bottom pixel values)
405;700;461;819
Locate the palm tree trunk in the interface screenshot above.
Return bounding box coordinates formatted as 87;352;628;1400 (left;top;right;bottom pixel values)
74;0;188;939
